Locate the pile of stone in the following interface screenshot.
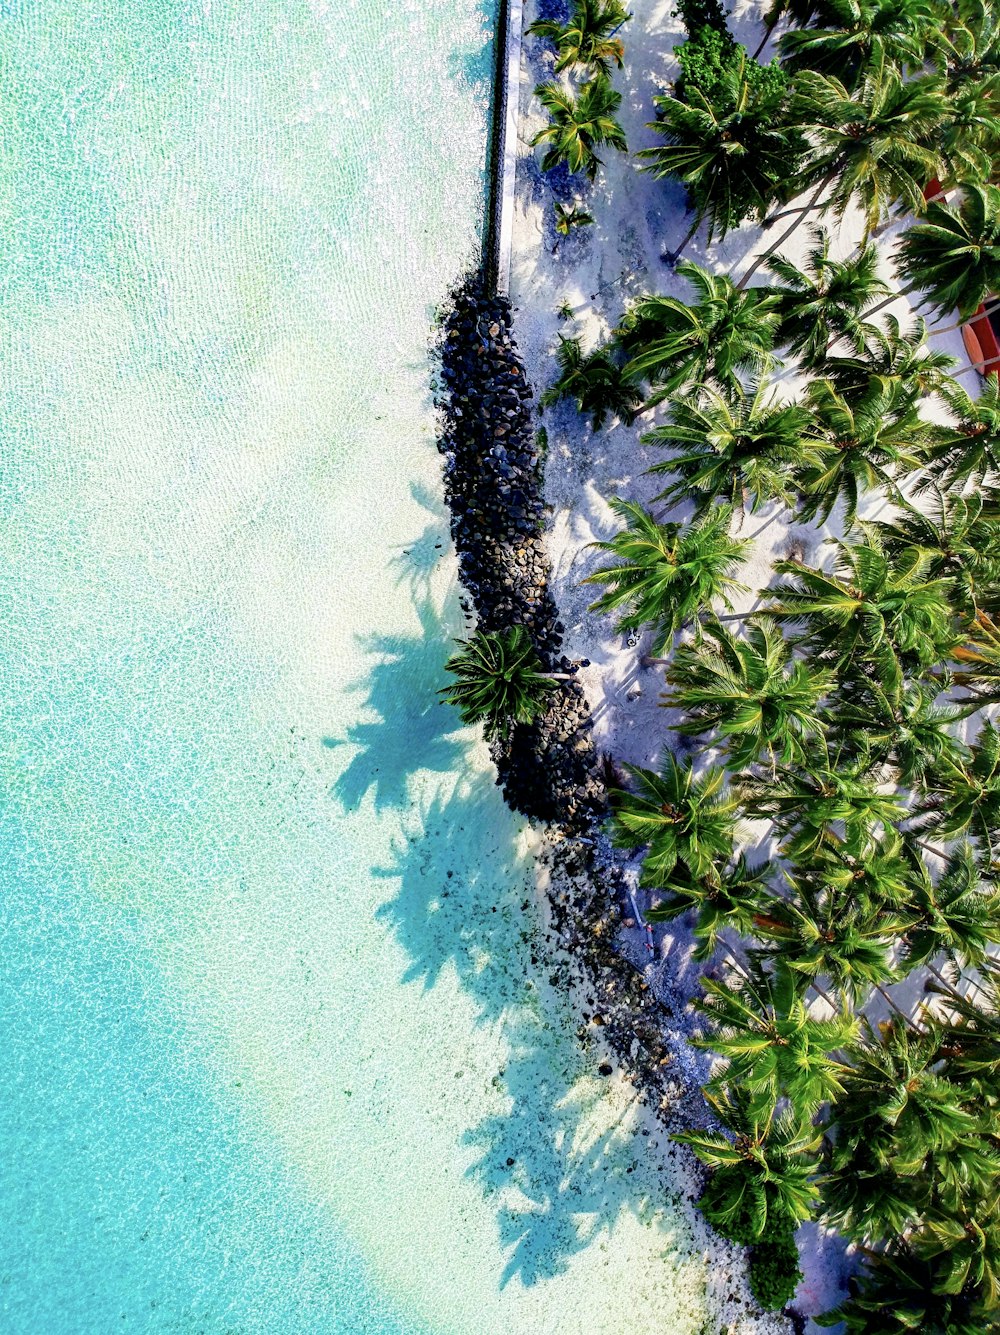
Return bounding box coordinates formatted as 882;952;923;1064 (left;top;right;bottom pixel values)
436;280;690;1127
437;280;605;831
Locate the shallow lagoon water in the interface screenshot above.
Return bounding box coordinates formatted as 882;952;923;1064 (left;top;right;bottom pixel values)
1;3;715;1331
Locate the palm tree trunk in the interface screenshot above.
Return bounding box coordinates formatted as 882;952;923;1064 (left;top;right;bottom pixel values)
873;981;923;1032
925;959;954;991
736;175;834;291
664;214;701;267
752;19;777;60
954;359;999;378
928;300;1000;336
864;280;923;319
809;980;840;1012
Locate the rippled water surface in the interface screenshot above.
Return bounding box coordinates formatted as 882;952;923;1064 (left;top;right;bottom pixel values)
0;3;713;1332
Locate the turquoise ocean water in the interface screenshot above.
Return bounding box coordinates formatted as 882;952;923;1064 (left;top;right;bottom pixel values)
0;3;713;1332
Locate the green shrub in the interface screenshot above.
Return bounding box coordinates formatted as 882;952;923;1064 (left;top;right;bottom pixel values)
748;1229;802;1312
675;0;729;36
676;27;788;105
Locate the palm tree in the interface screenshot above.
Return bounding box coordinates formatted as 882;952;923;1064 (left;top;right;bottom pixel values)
694;962;858;1116
929;957;1000;1079
924;374;1000;490
639;53;806;255
739;751;907;862
909;1195;1000;1323
644;853;775;959
798;63;948;233
831;677;969;783
754;878;908;1002
825;1246;999;1335
885;185;1000;323
903;843;1000;975
794;376;941;529
584;499;749;655
663;616;832;769
553;201;595;235
675;1087;821;1243
823;315;958;407
527;0;631;76
822;1020;987;1244
608;752;739;887
767;228;889;368
615;262;780;403
785;828;918;913
539;334;642;429
917;719;1000;852
736;57;946;286
929;0;1000;98
778;0;935;90
754;0;836;58
871;490;1000;621
765;540;960;694
531;76;628;180
951;611;1000;704
439;627;566;737
642;380;818;515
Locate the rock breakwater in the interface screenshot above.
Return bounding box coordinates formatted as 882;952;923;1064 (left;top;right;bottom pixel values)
435;280;694;1120
437;281;605;830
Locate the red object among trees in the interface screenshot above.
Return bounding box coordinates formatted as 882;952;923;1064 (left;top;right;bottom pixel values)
921;179;999;379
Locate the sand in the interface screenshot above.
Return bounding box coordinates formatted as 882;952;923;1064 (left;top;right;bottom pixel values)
507;0;978;1327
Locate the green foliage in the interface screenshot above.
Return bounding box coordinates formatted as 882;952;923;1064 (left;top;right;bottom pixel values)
531;75;627;180
824;315;958;408
676;1087;821;1242
748;1227;802;1311
902;843;1000;974
918;718;1000;850
664;616;831;769
615;261;780;403
644;381;817;515
821;1020;998;1247
795;375;944;529
818;1244;1000;1334
528;0;631;76
895;184;1000;320
768;227;889;369
793;55;948;234
584;499;749;654
674;0;729;36
778;0;936;91
765;539;960;693
871;490;1000;622
609;752;739;887
642;38;803;239
694;962;857;1116
926;367;1000;492
830;678;969;784
540;333;642;429
439;627;557;738
644;854;771;959
952;611;1000;703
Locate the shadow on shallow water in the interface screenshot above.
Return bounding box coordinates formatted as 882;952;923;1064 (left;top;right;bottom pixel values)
325;514;692;1291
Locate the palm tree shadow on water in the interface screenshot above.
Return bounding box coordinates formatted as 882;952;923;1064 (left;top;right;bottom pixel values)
371;777;695;1289
322;508;698;1290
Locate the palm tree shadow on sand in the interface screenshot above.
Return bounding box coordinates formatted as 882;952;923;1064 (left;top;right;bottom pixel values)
323;525;700;1290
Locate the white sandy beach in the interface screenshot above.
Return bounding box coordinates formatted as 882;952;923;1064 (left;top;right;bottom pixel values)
507;0;978;1327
